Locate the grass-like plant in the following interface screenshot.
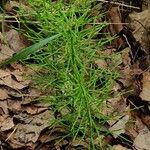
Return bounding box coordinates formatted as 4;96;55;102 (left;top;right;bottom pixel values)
2;0;119;149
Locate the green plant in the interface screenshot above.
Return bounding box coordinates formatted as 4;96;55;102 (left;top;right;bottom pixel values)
3;0;119;149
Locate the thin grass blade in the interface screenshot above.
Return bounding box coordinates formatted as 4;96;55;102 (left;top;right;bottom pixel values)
0;34;60;67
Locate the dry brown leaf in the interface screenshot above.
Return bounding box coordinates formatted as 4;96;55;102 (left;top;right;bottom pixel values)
129;9;150;44
22;105;49;115
6;29;28;52
0;100;9;114
134;126;150;150
0;89;9;100
113;145;128;150
0;44;14;63
0;75;26;90
95;59;107;69
0;115;14;131
0;69;10;78
140;72;150;101
7;99;21;112
5;1;30;12
109;115;129;138
0;69;29;90
101;96;127;126
9;110;54;149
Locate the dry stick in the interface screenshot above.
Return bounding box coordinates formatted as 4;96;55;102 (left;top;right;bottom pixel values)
0;20;39;23
88;23;129;25
5;126;17;142
96;0;140;10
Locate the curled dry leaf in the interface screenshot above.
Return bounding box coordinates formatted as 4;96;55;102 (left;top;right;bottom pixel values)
22;105;49;115
0;69;29;90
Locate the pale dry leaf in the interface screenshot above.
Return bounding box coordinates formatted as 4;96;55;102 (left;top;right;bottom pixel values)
129;9;150;43
72;138;88;148
101;96;127;126
140;72;150;101
0;68;30;90
0;69;10;78
0;115;14;131
0;89;9;100
109;115;129;138
22;105;49;115
113;145;128;150
0;75;26;90
95;59;107;69
134;126;150;150
0;100;9;114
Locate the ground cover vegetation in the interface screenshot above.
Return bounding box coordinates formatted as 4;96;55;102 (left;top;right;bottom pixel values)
2;0;119;149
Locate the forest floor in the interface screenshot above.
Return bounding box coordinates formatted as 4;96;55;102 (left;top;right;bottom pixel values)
0;0;150;150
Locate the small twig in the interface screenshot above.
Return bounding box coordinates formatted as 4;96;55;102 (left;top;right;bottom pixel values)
5;126;17;142
0;20;39;24
88;22;129;25
97;0;140;10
